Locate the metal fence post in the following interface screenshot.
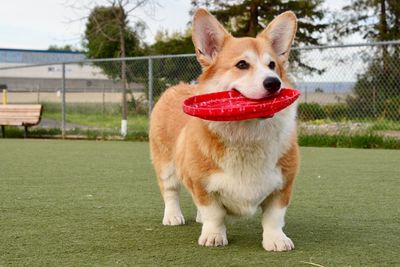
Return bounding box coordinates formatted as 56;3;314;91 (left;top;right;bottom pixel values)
2;89;6;105
305;87;308;103
61;63;66;139
148;57;153;116
36;84;40;103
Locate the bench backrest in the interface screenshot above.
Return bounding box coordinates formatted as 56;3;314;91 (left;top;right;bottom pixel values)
0;104;43;126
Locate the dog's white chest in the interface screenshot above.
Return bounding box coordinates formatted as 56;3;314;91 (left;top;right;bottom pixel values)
206;144;283;216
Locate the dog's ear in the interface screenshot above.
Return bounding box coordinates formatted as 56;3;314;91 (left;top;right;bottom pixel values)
257;11;297;62
192;8;230;67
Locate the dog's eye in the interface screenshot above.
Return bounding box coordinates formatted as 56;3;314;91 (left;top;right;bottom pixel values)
235;60;250;70
268;61;276;70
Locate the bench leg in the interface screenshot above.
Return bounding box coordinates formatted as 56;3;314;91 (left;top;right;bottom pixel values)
1;125;4;138
24;126;28;138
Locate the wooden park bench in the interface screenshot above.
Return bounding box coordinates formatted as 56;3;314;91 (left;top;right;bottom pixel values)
0;104;43;138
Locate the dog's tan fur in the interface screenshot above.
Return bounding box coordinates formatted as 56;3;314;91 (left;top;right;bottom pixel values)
149;8;299;251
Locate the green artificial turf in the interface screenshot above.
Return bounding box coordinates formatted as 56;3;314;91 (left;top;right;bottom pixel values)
0;140;399;266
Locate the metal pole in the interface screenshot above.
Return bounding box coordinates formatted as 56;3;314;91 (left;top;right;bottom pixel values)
2;89;7;105
37;84;40;103
61;63;66;139
305;88;308;103
148;57;153;116
102;84;105;116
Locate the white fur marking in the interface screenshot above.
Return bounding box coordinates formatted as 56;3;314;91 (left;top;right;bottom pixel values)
207;165;283;217
205;101;297;217
262;53;272;65
203;50;282;99
196;209;203;223
160;162;174;181
262;206;294;251
197;202;228;246
234;51;281;99
161;163;185;226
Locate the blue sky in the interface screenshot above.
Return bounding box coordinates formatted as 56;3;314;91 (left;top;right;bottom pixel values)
0;0;348;50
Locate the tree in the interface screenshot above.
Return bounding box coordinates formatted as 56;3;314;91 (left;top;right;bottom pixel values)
83;0;156;136
84;6;145;59
347;56;400;118
337;0;400;41
191;0;328;74
338;0;400;119
83;5;148;83
150;29;194;55
48;44;81;52
147;30;200;99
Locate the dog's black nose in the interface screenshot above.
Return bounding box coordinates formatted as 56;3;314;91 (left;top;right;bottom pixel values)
263;77;281;94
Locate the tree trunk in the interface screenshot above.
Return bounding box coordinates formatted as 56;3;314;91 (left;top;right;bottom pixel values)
118;5;128;137
379;0;389;73
248;1;259;37
393;0;400;36
379;0;388;41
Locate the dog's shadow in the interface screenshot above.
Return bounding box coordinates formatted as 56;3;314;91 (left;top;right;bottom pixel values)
185;209;370;251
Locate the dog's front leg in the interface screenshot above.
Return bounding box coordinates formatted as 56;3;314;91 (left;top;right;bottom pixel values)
261;193;294;251
197;200;228;247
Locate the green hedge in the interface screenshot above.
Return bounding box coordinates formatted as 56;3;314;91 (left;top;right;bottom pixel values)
384;97;400;121
299;102;399;121
299;133;400;149
298;103;326;121
298;102;349;121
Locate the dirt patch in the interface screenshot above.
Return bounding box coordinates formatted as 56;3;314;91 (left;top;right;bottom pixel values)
299;121;371;135
300;122;400;139
375;130;400;139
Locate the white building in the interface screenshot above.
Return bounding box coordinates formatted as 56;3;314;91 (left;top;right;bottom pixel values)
0;48;145;103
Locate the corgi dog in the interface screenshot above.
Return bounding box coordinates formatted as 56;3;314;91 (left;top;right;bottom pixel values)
149;8;299;251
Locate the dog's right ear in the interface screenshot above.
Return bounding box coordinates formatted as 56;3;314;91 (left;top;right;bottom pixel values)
257;11;297;62
192;8;230;68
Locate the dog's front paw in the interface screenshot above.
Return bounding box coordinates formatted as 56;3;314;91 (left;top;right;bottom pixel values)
262;230;294;251
198;226;228;247
162;212;185;226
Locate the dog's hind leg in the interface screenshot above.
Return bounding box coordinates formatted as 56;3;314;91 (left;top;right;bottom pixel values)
158;162;185;226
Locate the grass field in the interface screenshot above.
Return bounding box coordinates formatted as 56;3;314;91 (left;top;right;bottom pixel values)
43;112;149;133
0;140;399;266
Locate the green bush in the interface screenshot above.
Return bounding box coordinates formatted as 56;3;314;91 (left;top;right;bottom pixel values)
299;133;400;149
323;103;349;120
369;119;400;131
0;126;61;138
298;103;327;121
383;96;400;121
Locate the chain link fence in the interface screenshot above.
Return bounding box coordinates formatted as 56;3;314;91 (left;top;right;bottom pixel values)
289;41;400;140
0;41;399;141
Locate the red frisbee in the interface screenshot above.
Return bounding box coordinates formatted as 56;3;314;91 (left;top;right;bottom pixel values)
182;88;300;121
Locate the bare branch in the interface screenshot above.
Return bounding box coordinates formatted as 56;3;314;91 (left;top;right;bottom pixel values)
125;0;148;14
90;14;119;41
105;0;117;5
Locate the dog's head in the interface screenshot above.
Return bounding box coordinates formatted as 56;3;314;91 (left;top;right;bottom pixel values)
193;9;297;100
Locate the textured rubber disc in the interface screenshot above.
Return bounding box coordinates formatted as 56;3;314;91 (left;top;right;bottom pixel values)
182;88;300;121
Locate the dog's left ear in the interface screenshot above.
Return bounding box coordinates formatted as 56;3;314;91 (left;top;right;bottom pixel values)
257;11;297;62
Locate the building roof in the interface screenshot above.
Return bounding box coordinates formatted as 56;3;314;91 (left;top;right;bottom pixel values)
0;48;85;64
